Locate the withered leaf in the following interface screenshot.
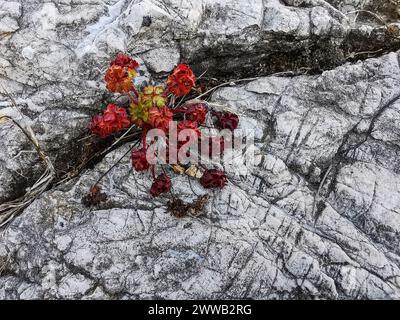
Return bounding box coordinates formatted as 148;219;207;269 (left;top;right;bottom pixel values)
185;165;197;177
82;185;107;207
387;24;400;36
172;164;185;174
167;195;209;218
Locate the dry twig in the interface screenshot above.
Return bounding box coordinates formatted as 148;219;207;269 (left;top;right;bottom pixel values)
0;92;55;227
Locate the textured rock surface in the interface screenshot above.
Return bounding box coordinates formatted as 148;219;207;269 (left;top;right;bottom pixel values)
1;0;400;299
1;0;399;202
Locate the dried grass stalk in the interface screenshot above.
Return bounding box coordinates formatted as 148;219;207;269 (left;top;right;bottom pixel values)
0;96;55;227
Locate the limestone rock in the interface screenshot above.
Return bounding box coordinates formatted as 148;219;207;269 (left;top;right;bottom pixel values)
1;0;400;300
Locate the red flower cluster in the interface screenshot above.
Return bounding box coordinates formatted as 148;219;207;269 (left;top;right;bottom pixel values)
150;174;171;197
105;53;139;93
167;64;196;96
200;169;227;189
104;65;133;93
131;148;150;172
148;106;173;132
186;103;208;125
213;111;239;131
90;104;130;138
175;120;201;155
110;53;139;70
89;53;239;201
177;120;201;138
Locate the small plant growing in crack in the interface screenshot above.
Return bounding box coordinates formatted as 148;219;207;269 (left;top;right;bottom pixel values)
83;53;242;214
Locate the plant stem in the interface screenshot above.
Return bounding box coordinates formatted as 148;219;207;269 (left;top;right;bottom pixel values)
142;126;149;150
198;162;208;170
171;109;188;113
131;85;139;98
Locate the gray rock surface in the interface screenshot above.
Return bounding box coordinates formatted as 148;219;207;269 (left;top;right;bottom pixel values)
0;0;399;202
1;0;400;299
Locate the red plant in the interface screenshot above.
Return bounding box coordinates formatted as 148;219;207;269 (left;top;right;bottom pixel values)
90;104;130;138
148;106;173;132
110;53;139;70
90;115;111;138
104;65;133;93
167;64;196;96
87;54;238;202
176;120;201;153
177;120;201;137
213;111;239;131
186;103;208;125
131;148;150;172
150;174;171;197
200;169;227;189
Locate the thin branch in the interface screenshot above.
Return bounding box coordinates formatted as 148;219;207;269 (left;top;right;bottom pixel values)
195;77;261;100
0;117;55;227
0;87;56;227
94;140;140;187
346;10;387;26
99;124;138;157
